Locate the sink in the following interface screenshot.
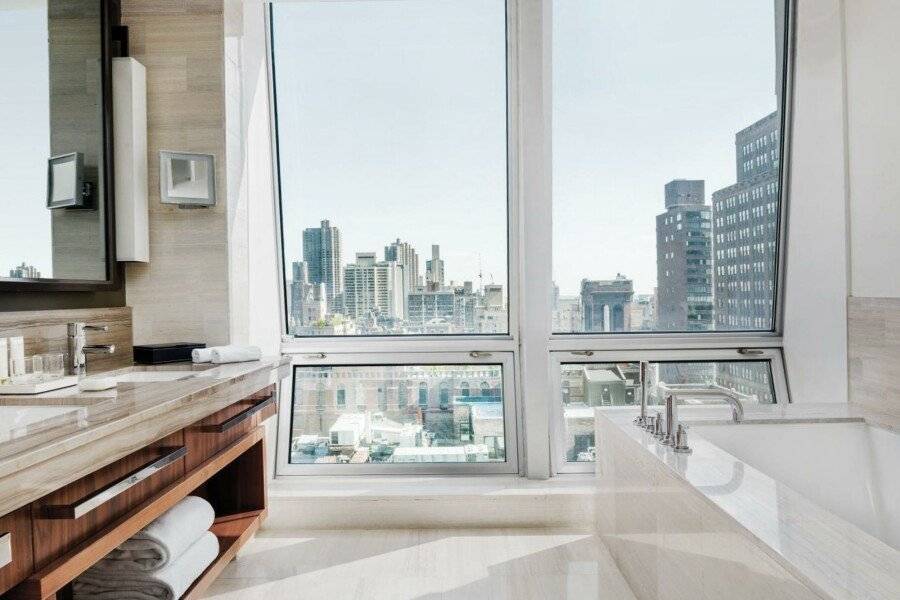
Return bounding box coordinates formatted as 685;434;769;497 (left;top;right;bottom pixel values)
109;370;210;384
0;405;87;442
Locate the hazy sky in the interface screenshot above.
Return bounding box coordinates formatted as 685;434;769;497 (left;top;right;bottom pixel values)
271;0;779;296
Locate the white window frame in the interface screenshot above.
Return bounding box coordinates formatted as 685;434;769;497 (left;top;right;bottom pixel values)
265;0;796;479
275;351;522;475
549;347;790;474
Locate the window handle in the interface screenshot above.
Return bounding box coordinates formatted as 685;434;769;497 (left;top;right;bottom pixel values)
469;351;492;359
570;350;594;357
737;348;764;356
304;353;327;359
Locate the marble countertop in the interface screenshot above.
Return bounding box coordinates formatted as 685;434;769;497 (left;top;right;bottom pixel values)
597;404;900;600
0;356;290;516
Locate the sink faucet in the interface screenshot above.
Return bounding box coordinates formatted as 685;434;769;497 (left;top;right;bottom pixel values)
67;322;115;376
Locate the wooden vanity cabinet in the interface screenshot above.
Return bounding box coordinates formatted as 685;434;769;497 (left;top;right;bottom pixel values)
0;508;33;596
30;431;186;570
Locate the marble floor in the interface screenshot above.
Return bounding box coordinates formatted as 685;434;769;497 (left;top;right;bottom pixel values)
201;528;636;600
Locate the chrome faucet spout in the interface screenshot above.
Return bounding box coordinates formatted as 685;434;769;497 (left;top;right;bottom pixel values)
67;322;114;376
723;395;745;423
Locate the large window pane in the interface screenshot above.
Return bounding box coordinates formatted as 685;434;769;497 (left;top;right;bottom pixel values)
560;360;775;462
290;364;507;464
271;1;509;336
552;1;787;333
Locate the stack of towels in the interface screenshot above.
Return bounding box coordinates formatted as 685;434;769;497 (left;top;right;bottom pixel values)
192;345;261;365
74;496;219;600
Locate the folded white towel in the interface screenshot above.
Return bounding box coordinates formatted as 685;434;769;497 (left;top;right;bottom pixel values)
90;496;215;573
209;345;261;364
191;348;213;363
74;530;219;600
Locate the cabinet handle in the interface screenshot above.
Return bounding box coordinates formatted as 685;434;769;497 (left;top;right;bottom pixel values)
196;394;276;434
41;446;187;520
0;532;11;568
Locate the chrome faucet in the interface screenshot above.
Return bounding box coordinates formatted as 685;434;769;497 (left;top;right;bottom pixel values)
633;361;650;427
67;322;115;376
663;393;678;446
721;394;745;423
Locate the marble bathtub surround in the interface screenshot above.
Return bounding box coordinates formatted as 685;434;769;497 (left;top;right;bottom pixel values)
0;356;290;517
594;408;900;600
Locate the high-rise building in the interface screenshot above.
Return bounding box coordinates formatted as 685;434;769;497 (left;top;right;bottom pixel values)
384;239;420;313
655;179;714;331
712;111;781;403
581;274;634;332
342;253;404;326
407;288;476;334
712;111;780;331
302;220;342;310
8;262;41;279
553;296;583;332
476;284;506;334
425;245;445;290
288;261;327;333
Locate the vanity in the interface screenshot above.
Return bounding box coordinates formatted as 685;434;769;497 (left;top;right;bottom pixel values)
0;344;289;599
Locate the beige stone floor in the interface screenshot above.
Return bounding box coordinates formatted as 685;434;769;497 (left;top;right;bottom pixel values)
202;528;636;599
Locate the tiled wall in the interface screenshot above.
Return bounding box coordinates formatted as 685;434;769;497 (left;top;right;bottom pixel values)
848;297;900;417
121;0;232;346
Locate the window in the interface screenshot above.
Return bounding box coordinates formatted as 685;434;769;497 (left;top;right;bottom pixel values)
552;349;787;472
552;0;787;333
271;0;509;337
283;357;518;474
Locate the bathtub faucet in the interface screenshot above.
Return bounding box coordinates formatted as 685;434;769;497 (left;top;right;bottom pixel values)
721;393;745;423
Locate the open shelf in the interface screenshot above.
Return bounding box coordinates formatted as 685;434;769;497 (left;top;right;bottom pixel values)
182;511;265;600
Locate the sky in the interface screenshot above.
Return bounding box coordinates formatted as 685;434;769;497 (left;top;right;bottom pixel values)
0;2;52;276
272;0;779;298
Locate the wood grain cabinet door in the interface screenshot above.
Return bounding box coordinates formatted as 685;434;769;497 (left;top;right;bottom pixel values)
30;430;185;570
0;506;34;596
184;385;277;471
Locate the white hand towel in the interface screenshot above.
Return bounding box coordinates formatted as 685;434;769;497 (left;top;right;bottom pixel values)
90;496;215;573
73;530;219;600
209;345;261;364
191;348;213;363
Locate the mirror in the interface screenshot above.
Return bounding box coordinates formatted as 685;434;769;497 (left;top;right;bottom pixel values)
0;0;112;285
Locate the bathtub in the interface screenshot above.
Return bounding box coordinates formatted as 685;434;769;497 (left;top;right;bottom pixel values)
694;421;900;550
594;408;900;600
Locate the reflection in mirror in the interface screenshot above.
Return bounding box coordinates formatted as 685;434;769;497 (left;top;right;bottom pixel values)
0;0;108;282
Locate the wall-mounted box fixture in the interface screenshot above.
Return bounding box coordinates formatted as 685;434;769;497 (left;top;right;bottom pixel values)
113;57;149;262
159;151;216;207
47;152;91;209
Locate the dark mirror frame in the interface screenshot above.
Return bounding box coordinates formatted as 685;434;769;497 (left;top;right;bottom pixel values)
0;0;123;293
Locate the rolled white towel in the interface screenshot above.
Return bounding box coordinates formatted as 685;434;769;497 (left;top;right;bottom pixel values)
74;530;219;600
191;348;213;363
89;496;214;573
209;345;261;364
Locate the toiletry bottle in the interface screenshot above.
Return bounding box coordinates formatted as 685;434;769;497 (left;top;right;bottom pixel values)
8;336;25;381
0;338;8;384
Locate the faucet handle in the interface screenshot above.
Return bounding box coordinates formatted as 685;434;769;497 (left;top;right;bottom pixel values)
674;424;692;454
84;324;109;332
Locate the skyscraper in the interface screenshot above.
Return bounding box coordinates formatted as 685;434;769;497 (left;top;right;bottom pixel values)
342;253;404;327
289;261;326;333
302;220;342;310
655;179;714;331
384;238;419;316
581;274;634;332
712;112;780;331
425;245;445;290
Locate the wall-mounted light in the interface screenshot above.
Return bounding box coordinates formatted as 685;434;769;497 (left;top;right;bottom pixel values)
159;151;216;207
47;152;92;209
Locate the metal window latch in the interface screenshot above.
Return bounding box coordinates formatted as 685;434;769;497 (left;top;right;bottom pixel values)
469;351;493;359
737;348;764;356
304;353;327;359
570;350;594;357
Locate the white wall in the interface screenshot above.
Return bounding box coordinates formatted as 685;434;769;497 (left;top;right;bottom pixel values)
844;0;900;299
782;0;849;403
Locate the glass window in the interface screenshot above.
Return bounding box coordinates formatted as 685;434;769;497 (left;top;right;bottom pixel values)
271;0;509;336
552;0;787;333
559;360;775;462
290;364;508;464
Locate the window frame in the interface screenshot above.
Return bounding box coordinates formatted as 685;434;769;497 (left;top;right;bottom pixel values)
265;0;797;478
275;351;522;475
549;347;790;474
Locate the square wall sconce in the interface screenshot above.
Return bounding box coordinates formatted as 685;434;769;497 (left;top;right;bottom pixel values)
159;151;216;207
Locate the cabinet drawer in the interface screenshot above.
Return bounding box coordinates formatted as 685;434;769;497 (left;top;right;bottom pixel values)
184;385;277;471
0;506;33;596
30;431;185;570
